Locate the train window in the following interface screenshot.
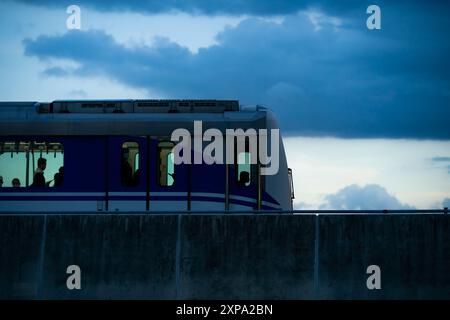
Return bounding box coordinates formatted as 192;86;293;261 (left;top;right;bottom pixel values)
121;142;140;187
158;141;175;187
0;141;64;188
134;152;140;171
237;151;251;187
0;141;27;188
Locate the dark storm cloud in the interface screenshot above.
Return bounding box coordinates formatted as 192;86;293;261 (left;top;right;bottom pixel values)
13;0;448;18
22;2;450;138
11;0;384;16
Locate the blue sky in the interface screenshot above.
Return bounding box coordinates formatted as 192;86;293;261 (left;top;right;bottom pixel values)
0;0;449;208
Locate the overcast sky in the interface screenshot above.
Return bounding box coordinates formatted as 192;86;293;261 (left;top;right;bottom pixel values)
0;0;449;208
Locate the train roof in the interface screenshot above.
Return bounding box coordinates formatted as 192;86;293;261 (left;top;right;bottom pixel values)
0;99;240;114
0;99;272;136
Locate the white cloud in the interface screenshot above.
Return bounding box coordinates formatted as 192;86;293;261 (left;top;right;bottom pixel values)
303;9;342;31
319;184;414;210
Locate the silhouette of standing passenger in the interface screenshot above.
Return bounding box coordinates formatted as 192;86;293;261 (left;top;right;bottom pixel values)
32;157;47;187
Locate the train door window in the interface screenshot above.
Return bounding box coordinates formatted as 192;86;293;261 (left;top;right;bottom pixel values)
135;152;140;171
121;142;140;187
158;141;175;187
0;141;64;188
237;151;251;187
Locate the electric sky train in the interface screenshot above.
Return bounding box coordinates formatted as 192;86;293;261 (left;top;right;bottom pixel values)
0;100;294;212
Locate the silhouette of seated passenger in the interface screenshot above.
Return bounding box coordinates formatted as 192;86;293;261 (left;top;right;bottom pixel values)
12;178;21;187
238;171;250;187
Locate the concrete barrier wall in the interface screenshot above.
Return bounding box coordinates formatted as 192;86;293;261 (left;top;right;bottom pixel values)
318;215;450;299
0;214;449;299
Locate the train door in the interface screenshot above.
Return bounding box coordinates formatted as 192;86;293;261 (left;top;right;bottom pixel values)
107;136;147;212
148;138;189;211
190;140;227;211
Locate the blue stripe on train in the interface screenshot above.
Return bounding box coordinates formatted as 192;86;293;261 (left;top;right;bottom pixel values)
0;195;279;210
